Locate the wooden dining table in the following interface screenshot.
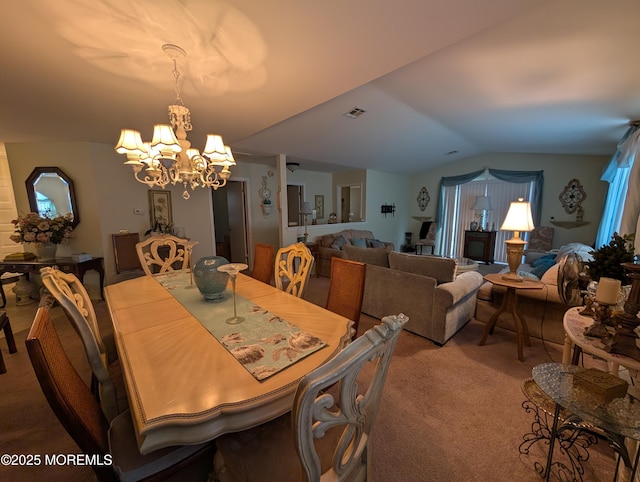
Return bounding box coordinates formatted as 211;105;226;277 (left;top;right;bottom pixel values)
104;273;352;454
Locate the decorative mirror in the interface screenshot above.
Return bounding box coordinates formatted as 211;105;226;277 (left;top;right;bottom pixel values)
25;167;80;227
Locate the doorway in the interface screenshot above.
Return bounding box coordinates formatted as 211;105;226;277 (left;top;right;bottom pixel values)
211;180;249;264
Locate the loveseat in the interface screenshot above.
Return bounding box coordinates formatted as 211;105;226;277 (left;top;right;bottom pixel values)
475;243;594;344
316;229;394;277
343;246;484;345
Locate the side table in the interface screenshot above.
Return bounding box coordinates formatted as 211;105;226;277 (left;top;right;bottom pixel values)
562;306;640;379
532;363;640;481
479;273;543;361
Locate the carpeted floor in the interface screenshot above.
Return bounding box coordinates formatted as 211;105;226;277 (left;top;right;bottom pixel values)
0;274;618;481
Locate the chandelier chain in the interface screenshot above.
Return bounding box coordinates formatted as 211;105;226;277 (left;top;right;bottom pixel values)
172;58;184;107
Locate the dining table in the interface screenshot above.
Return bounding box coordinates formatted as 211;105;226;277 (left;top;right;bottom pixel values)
104;271;353;454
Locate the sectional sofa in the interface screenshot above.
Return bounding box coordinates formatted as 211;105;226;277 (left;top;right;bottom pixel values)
343;246;484;345
316;229;394;278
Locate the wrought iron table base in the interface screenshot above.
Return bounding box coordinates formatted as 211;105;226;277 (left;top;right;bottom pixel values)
521;379;640;482
519;399;597;482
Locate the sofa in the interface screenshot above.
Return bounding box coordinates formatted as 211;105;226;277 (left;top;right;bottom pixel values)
343;245;484;345
316;229;394;278
475;243;594;344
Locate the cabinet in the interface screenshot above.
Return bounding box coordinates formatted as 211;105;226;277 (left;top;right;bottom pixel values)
463;230;496;264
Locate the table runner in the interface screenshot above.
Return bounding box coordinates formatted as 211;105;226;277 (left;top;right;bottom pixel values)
155;271;326;380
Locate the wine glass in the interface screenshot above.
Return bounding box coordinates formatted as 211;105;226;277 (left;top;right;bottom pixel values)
217;263;248;324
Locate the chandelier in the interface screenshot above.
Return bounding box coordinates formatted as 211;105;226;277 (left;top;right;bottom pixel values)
114;44;235;200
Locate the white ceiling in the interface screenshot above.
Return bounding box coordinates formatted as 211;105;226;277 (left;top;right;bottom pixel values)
1;0;638;174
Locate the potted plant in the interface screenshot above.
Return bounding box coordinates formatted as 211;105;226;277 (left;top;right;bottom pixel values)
586;233;635;282
261;198;272;215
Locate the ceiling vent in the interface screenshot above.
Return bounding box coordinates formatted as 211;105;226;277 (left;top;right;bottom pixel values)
343;107;367;119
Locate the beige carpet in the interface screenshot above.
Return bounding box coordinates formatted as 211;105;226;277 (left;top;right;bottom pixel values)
0;275;618;481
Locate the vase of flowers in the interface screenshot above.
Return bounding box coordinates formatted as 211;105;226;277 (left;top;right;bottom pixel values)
10;212;74;260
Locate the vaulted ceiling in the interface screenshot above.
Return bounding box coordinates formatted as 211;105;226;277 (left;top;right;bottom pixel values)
1;0;638;174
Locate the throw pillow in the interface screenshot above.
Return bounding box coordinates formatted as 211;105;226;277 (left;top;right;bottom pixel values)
350;238;367;248
331;235;347;250
367;239;386;248
531;254;557;278
532;253;557;267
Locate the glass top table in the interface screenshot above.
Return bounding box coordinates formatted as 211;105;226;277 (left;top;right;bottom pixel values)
532;363;640;480
533;363;640;441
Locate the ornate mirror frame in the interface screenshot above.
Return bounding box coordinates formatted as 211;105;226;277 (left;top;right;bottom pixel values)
25;166;80;228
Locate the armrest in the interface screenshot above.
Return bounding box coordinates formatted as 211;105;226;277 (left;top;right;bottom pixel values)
434;271;484;306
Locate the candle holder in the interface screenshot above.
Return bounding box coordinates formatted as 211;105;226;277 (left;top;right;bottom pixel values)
584;302;612;339
578;292;595;317
607;263;640;362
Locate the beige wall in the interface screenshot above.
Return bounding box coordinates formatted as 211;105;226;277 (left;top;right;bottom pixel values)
4;142;610;296
407;152;608;249
6;142;281;294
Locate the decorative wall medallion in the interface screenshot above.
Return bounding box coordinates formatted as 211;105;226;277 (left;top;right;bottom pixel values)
559;178;586;214
417;187;430;211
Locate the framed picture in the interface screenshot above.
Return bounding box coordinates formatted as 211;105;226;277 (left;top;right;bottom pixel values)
314;195;325;219
148;190;172;228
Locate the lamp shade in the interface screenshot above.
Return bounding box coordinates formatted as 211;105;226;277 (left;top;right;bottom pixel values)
472;195;493;211
150;124;181;156
300;202;313;215
500;198;534;233
203;134;227;164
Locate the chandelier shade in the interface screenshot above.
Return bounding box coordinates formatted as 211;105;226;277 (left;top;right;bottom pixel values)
115;44;236;200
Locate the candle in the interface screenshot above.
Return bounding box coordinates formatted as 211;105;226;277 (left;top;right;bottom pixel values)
595;277;621;305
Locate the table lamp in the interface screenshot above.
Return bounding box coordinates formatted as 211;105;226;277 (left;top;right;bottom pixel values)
472;195;493;231
500;198;534;282
300;201;313;242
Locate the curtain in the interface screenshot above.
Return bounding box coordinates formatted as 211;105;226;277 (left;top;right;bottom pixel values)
618;128;640;253
595;124;639;249
487;169;544;226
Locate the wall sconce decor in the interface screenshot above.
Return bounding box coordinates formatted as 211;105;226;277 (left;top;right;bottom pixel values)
381;204;396;217
417;187;430;211
559;178;586;215
259;175;272;216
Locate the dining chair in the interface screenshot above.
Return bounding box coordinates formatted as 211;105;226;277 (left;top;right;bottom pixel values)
0;311;17;374
214;313;409;482
415;221;436;255
40;267;126;421
275;242;314;298
325;257;366;339
135;234;198;276
112;232;145;282
25;304;216;482
251;243;275;285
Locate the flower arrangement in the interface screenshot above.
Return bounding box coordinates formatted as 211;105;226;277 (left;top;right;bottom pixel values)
10;212;74;245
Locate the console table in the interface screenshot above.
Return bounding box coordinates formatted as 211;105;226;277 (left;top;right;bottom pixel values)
0;257;105;302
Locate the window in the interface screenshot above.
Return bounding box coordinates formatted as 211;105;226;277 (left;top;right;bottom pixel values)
437;169;542;263
36;192;57;217
595;124;638;248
